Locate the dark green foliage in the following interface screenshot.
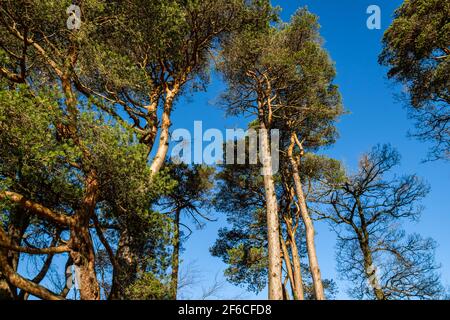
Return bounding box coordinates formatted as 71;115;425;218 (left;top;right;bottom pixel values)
125;272;171;300
219;8;343;139
0;84;81;213
380;0;450;160
210;138;270;293
162;164;215;219
0;82;176;298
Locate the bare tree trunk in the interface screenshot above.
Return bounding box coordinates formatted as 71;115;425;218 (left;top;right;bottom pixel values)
280;237;296;300
150;86;179;174
170;208;181;300
287;229;305;300
259;123;283;300
360;239;386;300
69;225;99;300
141;101;159;152
282;277;291;300
288;135;325;300
355;199;386;301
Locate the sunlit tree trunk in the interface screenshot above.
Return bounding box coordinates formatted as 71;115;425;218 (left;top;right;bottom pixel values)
280;237;296;300
360;239;386;300
288;134;325;300
150;85;180;174
281;216;305;300
259;112;283;300
288;229;305;300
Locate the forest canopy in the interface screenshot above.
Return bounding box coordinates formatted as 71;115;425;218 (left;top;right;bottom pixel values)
0;0;448;301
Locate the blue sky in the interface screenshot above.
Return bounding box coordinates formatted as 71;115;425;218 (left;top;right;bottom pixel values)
171;0;450;299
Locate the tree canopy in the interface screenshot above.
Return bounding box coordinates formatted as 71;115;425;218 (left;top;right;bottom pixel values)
0;0;447;301
380;0;450;160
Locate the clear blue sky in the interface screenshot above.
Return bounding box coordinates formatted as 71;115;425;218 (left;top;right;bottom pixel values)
172;0;450;299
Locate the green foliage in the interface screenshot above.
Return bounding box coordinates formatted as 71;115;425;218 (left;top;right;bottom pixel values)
380;0;449;100
300;153;346;185
0;82;178;297
164;163;215;210
1;1;273;300
77;0;265;104
81;112;177;218
224;244;267;293
0;84;82;209
219;7;343;151
210;141;268;292
212;220;267;293
125;272;171;300
380;0;450;160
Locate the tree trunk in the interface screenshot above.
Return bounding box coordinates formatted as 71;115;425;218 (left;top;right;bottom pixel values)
280;237;296;300
360;239;386;300
109;228;139;300
259;124;283;300
69;225;99;300
357;215;386;300
288;135;325;300
0;207;30;300
288;229;305;300
150;86;178;174
355;196;386;301
282;278;291;300
170;209;181;300
0;272;14;300
68;171;100;300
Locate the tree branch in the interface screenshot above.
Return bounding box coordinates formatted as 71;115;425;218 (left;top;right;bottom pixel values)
0;191;74;226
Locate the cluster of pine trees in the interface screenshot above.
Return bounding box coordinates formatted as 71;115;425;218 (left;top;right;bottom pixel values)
0;0;448;300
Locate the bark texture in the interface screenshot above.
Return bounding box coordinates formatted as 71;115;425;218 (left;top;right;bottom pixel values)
288;135;325;300
259;124;283;300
